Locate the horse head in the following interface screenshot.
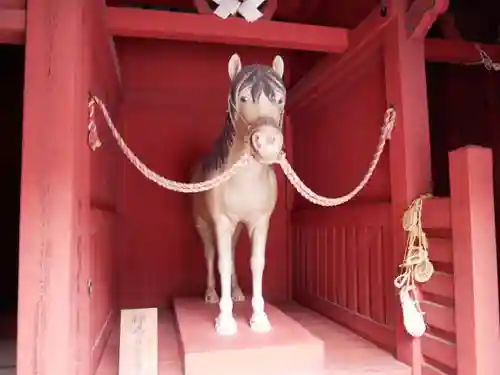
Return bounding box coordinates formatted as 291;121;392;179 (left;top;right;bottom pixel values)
227;53;286;164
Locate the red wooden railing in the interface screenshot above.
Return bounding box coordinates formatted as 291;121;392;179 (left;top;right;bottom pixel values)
292;202;395;351
292;146;499;375
419;196;456;375
419;146;499;375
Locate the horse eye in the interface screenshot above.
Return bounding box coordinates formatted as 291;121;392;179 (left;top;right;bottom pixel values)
277;98;284;105
240;96;248;103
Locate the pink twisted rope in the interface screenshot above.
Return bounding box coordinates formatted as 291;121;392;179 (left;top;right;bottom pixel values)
87;95;395;204
277;107;395;206
88;96;251;193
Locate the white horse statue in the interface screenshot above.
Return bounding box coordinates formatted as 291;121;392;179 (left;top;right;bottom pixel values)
191;53;286;335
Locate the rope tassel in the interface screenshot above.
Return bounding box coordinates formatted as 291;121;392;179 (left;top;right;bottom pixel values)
394;194;434;338
88;96;102;151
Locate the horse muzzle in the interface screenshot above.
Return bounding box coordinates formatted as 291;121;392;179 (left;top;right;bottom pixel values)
249;123;284;164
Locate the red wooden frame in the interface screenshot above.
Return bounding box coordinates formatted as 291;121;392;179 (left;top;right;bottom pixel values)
12;1;500;375
425;38;500;64
107;6;348;53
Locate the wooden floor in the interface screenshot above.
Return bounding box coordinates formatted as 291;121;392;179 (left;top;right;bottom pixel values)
96;303;410;375
282;304;410;375
0;304;411;375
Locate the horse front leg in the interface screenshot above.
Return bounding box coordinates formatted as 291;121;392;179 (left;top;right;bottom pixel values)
248;217;272;332
231;223;245;302
214;216;238;335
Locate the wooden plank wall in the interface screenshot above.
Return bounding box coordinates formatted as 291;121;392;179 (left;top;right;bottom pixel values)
289;25;394;353
293;203;395;351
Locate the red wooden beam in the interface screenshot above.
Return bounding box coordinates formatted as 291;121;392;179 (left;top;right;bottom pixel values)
107;6;348;53
288;6;395;111
425;38;500;65
405;0;449;40
0;8;25;44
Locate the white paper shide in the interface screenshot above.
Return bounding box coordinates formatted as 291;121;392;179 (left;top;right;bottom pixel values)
212;0;266;22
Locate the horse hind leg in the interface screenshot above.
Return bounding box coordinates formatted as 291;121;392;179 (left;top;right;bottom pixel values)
231;223;245;302
195;218;219;304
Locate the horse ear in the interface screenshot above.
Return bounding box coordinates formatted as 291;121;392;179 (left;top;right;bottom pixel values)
228;53;242;81
272;55;284;79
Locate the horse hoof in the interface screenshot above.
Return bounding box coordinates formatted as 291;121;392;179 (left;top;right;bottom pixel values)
204;289;219;304
231;288;246;302
250;312;272;333
215;314;238;335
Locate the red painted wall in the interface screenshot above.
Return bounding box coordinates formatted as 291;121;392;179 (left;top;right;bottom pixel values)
290;48;391;211
114;39;293;308
289;43;395;351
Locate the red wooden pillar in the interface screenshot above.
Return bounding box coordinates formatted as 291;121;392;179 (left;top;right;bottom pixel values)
383;1;435;370
17;1;87;375
449;146;500;375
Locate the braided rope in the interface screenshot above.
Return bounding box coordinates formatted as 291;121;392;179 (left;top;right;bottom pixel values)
277;107;395;206
88;96;251;193
87;95;395;205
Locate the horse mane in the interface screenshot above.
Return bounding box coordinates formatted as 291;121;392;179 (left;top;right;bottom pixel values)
201;114;235;173
200;64;286;174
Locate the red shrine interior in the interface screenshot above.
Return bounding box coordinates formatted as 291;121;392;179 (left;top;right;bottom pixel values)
1;0;500;375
